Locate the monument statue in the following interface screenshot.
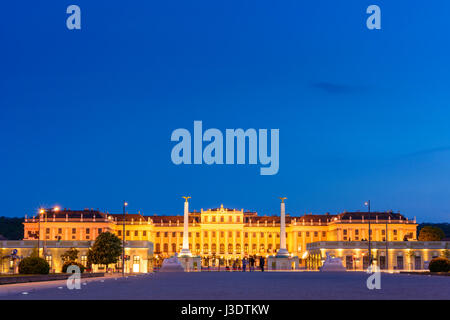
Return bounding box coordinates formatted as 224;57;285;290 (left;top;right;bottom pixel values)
159;253;185;272
320;253;346;272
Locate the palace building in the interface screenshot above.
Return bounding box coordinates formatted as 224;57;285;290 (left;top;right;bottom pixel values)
18;204;421;269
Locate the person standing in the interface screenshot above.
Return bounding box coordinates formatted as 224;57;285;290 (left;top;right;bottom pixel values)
259;256;265;272
242;258;247;272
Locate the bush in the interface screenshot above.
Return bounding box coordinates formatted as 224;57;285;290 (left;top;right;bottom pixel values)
18;256;50;274
428;257;450;272
62;261;85;273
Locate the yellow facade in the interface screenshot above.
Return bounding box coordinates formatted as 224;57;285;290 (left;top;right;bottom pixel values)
23;206;417;267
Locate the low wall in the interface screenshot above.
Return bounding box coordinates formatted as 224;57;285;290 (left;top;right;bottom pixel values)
0;272;105;285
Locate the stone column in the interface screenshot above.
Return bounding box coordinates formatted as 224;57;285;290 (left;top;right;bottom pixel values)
277;197;289;257
180;196;192;256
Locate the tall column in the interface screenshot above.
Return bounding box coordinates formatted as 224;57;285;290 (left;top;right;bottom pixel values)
180;196;192;256
277;197;289;257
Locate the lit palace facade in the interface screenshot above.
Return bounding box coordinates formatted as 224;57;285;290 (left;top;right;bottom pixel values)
22;205;418;267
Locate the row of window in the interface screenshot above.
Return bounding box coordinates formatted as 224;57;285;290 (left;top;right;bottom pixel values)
155;243;283;254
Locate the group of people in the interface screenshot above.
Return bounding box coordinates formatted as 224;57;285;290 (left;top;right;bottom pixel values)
242;256;265;272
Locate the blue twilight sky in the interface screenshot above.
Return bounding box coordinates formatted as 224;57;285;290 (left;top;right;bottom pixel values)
1;1;450;222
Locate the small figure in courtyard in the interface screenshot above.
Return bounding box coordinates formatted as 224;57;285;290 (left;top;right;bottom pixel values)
259;256;265;272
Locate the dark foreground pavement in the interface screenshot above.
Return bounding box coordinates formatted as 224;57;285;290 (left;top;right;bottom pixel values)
1;271;449;300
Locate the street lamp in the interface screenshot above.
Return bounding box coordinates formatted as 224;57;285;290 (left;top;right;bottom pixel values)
364;200;372;267
37;209;45;258
122;201;128;277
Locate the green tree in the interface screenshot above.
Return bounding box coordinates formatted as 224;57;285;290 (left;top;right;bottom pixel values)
418;226;445;241
18;256;50;274
61;248;79;262
89;232;122;269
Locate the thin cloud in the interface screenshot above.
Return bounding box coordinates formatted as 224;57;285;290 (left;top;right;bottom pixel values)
311;82;365;94
400;146;450;158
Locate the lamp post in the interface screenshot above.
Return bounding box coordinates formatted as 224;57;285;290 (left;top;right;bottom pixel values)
385;213;389;271
122;201;128;277
364;200;372;267
37;209;45;258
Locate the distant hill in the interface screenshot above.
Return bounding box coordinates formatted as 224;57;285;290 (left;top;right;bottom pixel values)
0;217;24;240
417;223;450;238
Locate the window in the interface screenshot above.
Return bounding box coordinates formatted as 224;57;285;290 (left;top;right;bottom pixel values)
164;232;168;237
204;231;208;237
322;231;326;237
343;230;347;235
72;228;76;234
58;228;62;234
81;255;87;267
212;232;216;238
156;232;160;237
45;255;52;267
171;243;176;252
86;228;90;234
211;244;216;253
220;217;224;222
236;244;241;253
46;228;50;234
126;231;130;236
203;244;208;252
143;231;147;237
229;231;232;237
314;231;318;237
163;243;168;252
237;217;240;223
188;232;191;237
134;231;138;236
98;228;102;234
212;216;216;222
172;232;176;237
260;232;264;238
155;243;160;253
306;232;310;237
196;232;200;237
220;231;224;237
382;229;385;235
220;244;225;254
236;232;240;238
228;244;233;253
133;256;140;265
298;232;301;237
245;232;248;238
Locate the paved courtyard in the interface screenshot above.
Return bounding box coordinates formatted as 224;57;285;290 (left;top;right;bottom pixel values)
0;272;449;300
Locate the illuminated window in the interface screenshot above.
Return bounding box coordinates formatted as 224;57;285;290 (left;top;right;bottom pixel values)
229;216;232;222
212;232;216;238
220;244;225;254
228;244;233;253
212;216;216;222
81;255;87;267
237;217;240;223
